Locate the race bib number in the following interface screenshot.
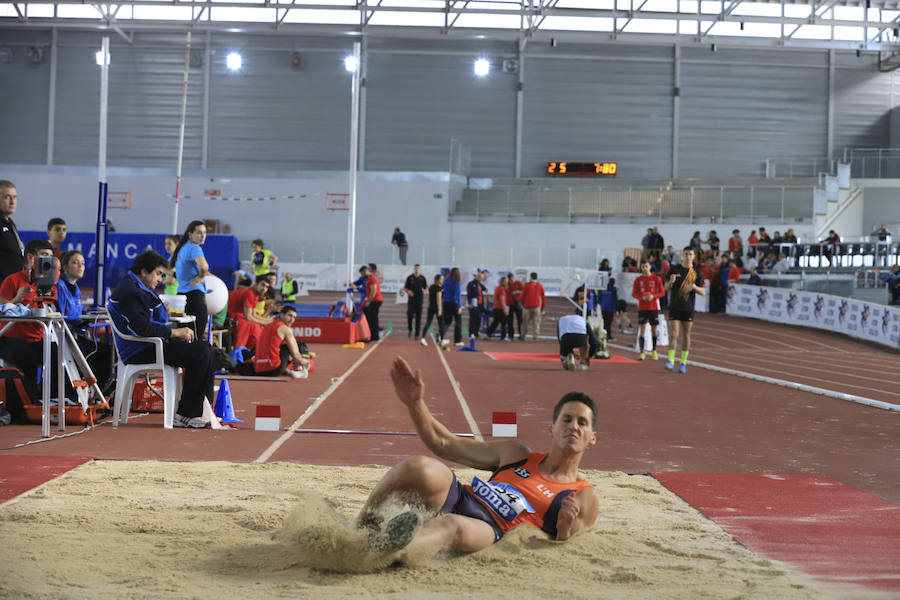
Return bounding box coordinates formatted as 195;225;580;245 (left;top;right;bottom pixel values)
470;476;535;522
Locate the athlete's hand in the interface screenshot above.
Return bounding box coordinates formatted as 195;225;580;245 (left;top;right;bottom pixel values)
668;274;677;284
556;492;581;541
390;356;425;407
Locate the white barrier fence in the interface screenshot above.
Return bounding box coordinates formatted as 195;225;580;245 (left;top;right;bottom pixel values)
725;283;900;349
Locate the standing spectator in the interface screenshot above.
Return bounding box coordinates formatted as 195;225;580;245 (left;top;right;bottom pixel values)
688;231;703;255
108;250;216;428
783;228;798;244
466;270;486;340
640;228;653;260
821;230;841;266
662;246;678;264
163;234;180;295
486;276;509;340
650;227;664;261
227;277;272;351
171;220;210;341
403;264;428;339
664;248;706;374
506;272;524;340
873;224;891;242
47;217;67;257
421;273;444;346
250;239;278;279
521;272;545;341
631;261;666;361
728;229;743;263
281;272;299;303
391;227;409;266
442;267;463;345
598;281;616;341
885;265;900;305
0;180;25;285
758;227;772;250
252;305;310;378
598;259;611;272
706;230;720;259
747;230;759;258
361;264;383;341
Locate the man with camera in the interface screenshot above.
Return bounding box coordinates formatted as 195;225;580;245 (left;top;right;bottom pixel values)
0;239;60;401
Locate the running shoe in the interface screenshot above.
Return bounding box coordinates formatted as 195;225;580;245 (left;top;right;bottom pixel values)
664;361;675;372
420;337;428;346
287;368;308;379
565;353;577;371
173;413;211;428
577;363;589;371
678;363;687;374
652;350;658;361
440;339;450;347
639;353;645;361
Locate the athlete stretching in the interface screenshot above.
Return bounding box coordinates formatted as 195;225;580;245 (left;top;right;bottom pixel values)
663;248;706;373
355;356;600;558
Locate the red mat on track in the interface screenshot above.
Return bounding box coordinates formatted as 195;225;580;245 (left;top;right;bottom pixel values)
486;352;637;363
652;472;900;594
0;455;92;503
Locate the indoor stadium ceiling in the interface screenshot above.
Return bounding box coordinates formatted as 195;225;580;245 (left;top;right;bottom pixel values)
1;0;899;52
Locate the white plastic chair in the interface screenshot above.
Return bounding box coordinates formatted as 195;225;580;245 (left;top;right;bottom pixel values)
107;314;181;429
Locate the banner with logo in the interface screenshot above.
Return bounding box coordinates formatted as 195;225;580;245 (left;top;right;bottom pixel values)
726;283;900;349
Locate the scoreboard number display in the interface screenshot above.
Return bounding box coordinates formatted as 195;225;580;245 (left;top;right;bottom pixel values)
547;162;618;176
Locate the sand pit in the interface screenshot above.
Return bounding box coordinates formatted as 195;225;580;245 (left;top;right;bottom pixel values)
0;460;827;599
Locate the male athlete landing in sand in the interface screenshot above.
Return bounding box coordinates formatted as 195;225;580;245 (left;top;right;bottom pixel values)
356;356;599;557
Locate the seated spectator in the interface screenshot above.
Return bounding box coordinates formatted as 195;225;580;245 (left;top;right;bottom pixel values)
821;230;841;266
747;268;762;285
758;227;772;247
873;224;891;242
761;252;779;273
598;258;611;272
252;305;311;378
773;252;792;273
0;239;60;401
783;228;798;244
885;265;900;305
747;230;759;258
772;231;783;246
227;276;272;351
744;254;759;272
108;250;216;428
47;217;66;257
57;249;113;392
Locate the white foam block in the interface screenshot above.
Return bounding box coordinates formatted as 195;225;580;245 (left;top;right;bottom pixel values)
492;423;517;437
255;417;281;431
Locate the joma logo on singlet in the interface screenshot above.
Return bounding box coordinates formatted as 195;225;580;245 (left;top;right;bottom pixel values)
471;479;513;519
514;467;531;478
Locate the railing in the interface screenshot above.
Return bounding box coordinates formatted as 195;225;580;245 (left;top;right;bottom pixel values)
764;156;835;179
842;148;900;179
452;184;815;223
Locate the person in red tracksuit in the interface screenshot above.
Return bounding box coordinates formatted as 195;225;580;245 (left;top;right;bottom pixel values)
486;276;509;340
631;261;666;361
505;272;524;340
521;272;546;341
227;277;272;351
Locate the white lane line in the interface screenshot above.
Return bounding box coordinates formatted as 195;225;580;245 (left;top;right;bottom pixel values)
434;338;484;441
254;333;389;463
606;341;900;412
688;351;900;386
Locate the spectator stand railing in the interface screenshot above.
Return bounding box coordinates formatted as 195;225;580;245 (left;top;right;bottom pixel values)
748;239;898;269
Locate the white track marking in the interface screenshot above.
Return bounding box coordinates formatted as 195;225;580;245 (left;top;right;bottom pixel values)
254;334;389;463
433;339;484;441
689;350;900;385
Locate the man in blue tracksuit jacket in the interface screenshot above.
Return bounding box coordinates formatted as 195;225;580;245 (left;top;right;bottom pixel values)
108;250;216;428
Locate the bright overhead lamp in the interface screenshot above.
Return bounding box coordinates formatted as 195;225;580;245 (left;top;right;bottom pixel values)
95;49;109;66
344;55;358;72
473;58;490;77
226;52;242;71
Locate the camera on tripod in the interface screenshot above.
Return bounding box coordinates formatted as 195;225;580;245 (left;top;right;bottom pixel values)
30;255;58;297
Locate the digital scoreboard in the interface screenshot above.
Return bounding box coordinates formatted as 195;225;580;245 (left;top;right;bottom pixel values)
546;162;618;176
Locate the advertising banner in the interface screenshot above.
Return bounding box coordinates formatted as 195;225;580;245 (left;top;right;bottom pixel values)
726;283;900;349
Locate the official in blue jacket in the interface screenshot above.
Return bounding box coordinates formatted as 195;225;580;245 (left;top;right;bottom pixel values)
109;250;216;428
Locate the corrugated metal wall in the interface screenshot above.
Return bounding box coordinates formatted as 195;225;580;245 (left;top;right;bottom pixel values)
1;30;896;178
678;48;829;179
364;39;517;175
524;44;674;180
0;30;51;165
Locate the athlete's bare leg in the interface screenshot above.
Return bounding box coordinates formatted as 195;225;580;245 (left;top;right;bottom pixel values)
681;321;693;352
356;455;454;526
404;514;497;557
669;319;682;355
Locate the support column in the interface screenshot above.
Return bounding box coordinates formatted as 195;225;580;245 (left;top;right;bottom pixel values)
672;44;681;180
46;28;57;165
201;30;211;169
826;49;834;160
514;38;526;178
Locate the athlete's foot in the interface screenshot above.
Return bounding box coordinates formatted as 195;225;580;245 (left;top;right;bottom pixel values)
639;353;645;361
420;337;428;346
651;350;658;361
678;363;687;374
368;511;421;553
664;361;675;371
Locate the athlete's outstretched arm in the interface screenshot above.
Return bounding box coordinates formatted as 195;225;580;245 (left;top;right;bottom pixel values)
556;487;599;541
390;356;527;471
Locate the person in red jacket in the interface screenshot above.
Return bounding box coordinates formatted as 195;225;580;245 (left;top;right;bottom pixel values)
520;272;545;341
361;264;384;341
253;305;310;378
227;277;272;350
631;261;666;361
505;272;524;340
485;276;509;340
